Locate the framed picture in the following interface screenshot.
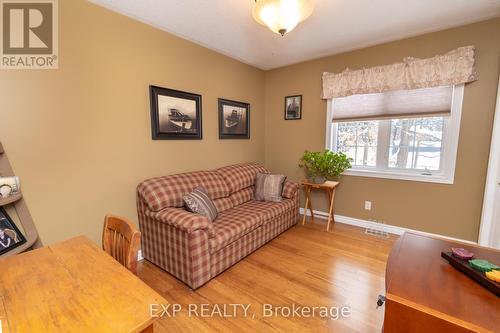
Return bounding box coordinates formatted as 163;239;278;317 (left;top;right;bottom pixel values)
0;207;26;255
218;99;250;139
149;85;202;140
284;95;302;120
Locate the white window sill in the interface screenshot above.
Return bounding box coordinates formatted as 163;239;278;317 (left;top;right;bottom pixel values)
342;168;454;184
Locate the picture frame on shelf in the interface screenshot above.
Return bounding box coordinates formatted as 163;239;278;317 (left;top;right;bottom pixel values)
149;85;202;140
284;95;302;120
0;207;26;255
218;98;250;139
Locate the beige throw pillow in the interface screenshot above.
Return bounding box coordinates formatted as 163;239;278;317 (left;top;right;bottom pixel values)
183;186;218;221
254;173;286;202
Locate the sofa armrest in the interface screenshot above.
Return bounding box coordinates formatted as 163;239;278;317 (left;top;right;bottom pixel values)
148;208;215;238
282;180;299;199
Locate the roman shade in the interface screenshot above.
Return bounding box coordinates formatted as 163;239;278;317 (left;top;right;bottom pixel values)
322;46;477;99
331;85;453;122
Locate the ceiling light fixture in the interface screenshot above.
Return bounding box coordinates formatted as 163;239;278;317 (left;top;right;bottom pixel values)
252;0;314;36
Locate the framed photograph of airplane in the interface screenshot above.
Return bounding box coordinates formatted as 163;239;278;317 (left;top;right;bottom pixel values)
218;98;250;139
149;85;202;140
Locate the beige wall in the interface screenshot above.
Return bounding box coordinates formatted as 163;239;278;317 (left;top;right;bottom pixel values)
1;1;498;246
0;0;265;245
264;18;500;241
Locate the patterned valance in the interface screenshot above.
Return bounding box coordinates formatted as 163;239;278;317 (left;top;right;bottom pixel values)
322;46;477;99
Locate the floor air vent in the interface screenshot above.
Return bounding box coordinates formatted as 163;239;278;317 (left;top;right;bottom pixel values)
365;227;389;238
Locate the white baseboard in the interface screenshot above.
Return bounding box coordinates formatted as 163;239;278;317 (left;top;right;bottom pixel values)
137;250;144;261
299;208;476;245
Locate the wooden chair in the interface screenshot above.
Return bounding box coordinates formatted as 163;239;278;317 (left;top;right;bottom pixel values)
102;214;141;274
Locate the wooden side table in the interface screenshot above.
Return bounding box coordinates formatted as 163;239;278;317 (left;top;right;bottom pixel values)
301;180;340;232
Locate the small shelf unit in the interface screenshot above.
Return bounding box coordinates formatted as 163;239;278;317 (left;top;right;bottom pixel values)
0;142;42;257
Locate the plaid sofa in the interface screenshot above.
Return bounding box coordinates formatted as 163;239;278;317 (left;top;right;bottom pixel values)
137;163;299;289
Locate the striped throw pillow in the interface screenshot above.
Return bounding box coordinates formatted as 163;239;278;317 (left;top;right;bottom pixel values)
183;186;218;221
254;173;286;202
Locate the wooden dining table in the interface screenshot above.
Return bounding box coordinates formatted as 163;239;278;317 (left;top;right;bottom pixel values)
0;236;167;333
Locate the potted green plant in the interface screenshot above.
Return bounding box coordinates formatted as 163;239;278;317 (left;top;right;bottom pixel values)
299;150;352;184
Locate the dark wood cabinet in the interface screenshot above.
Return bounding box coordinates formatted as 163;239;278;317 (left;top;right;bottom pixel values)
384;232;499;332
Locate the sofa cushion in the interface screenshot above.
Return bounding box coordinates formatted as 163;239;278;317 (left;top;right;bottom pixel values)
212;197;234;213
216;163;269;194
229;186;254;206
209;198;296;253
209;207;263;252
254;173;286;202
183;186;218;221
235;199;296;223
138;170;230;212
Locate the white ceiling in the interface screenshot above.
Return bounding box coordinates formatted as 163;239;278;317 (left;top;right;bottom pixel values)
90;0;500;70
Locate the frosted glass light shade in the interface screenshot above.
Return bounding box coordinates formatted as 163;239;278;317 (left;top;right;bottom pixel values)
252;0;314;36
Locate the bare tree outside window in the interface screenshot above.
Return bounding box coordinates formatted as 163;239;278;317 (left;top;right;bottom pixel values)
389;117;444;171
337;121;378;167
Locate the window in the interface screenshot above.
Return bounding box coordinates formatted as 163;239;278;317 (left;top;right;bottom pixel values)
388;117;444;171
326;85;464;184
337;121;378;167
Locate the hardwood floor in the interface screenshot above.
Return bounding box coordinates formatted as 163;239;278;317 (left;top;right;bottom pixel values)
137;219;398;333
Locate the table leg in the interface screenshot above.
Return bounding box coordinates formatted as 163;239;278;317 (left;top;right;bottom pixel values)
309;188;315;222
302;186;310;226
326;188;336;232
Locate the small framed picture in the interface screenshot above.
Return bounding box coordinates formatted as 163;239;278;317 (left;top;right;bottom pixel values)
284;95;302;120
0;207;26;255
149;85;202;140
218;99;250;139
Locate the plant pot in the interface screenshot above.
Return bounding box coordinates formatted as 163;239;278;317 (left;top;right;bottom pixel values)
308;176;326;184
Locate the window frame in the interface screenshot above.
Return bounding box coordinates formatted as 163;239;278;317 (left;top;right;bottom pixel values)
325;84;464;184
